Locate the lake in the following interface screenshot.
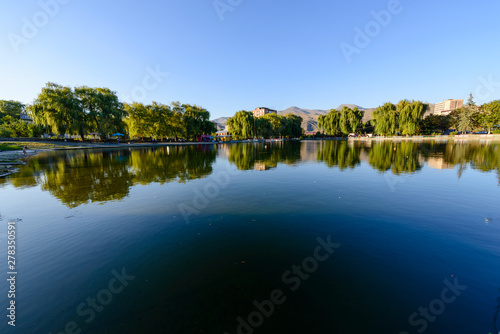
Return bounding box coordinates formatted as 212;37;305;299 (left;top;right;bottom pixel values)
1;140;499;334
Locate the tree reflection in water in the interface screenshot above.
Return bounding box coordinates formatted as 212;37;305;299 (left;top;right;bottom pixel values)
2;141;499;208
228;142;301;171
317;141;361;170
3;145;217;208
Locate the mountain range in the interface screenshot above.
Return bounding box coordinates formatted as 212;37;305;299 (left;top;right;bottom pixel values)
212;105;376;133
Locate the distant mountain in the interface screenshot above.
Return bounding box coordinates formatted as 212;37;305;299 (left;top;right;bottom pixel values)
279;105;375;132
278;107;328;132
211;117;228;130
212;105;376;133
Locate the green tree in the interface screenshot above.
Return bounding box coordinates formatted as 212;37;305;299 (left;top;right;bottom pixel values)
284;114;303;138
318;109;341;136
182;104;215;140
339;106;364;135
170;102;186;140
75;86;125;138
150;102;174;140
0;100;24;123
255;116;271;138
398;100;428;136
373;102;398;135
0;116;43;137
124;102;151;140
31;82;87;139
227;110;255;139
420;114;451;134
467;93;476;108
479;100;500;134
261;113;286;138
455;107;478;134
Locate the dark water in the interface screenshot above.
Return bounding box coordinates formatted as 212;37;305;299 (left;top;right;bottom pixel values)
1;141;499;334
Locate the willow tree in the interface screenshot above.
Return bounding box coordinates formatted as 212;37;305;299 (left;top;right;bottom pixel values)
170;102;186;140
318;109;341;136
372;102;398;135
182;104;215;140
75;86;125;138
124;102;151;140
150;102;174;139
398;101;428;136
339;106;364;135
31;82;87;139
227;110;254;139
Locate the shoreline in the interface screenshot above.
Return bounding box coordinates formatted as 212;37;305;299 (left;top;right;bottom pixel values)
346;134;500;142
0;149;43;178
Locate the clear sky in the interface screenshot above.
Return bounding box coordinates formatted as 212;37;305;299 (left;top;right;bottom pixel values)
1;0;500;119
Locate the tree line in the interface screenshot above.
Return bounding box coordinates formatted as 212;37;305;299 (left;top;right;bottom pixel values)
227;111;303;139
449;95;500;135
0;82;216;140
371;95;500;136
315;95;500;137
318;106;364;136
0;100;43;137
372;100;428;136
125;102;215;140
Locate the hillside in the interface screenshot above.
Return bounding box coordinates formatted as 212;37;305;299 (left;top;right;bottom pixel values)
211;117;228;130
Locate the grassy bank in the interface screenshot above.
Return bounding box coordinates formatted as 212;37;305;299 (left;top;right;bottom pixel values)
0;144;22;151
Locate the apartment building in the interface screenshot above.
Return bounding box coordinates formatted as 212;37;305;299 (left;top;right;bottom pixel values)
434;99;463;116
252;107;277;118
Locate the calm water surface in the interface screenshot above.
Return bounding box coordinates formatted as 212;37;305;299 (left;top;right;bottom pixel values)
1;141;500;334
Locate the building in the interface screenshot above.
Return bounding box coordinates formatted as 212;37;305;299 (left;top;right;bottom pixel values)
216;128;232;141
252;107;277;118
434;99;463;116
20;112;33;123
427;157;454;170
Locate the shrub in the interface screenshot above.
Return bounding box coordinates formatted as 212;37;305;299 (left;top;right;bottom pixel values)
0;125;13;137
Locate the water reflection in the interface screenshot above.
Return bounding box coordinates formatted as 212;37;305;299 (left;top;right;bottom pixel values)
368;141;423;174
227;142;302;171
316;141;361;169
3;145;217;208
2;141;499;207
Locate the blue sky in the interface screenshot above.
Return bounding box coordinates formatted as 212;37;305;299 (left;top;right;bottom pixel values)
1;0;500;119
